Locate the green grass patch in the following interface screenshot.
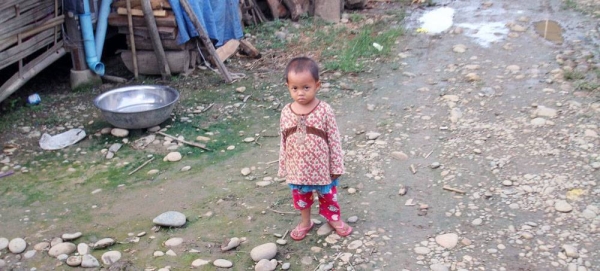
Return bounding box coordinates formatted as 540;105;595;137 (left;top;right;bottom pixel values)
564;70;586;81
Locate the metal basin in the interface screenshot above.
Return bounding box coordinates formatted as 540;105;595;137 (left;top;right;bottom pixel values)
93;85;179;129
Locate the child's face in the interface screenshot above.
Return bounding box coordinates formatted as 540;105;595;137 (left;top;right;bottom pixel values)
286;70;321;106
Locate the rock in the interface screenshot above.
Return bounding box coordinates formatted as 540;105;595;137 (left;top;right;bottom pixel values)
414;247;430;255
213;259;233;268
465;73;480;81
255;259;277;271
472;218;483;226
430;263;450;271
347;216;358;223
347;240;363;250
536;106;557;118
101;251;122;265
443;95;459;102
62;232;82;241
93;238;115;249
153;251;164;257
282;262;291;270
562;244;579;258
192;259;210;267
276;239;287;245
33;241;50;251
57;254;69;261
166;249;177;256
81;254;100;268
164;152;182;162
435;233;459;249
256;181;271;187
196;136;211;142
221;237;241;251
147;126;161;132
236;86;246;93
108;143;122;153
317;223;334;236
453;44;467;53
153;211;187;227
111;128;129;137
227;145;235;150
67;255;82;266
584;129;598;138
243;137;255;142
100;127;113;134
8;238;27;253
250;243;277;261
147;169;160;175
430;162;441;169
241;167;252;176
366;132;381;140
181;165;191;171
555;200;573;213
23;250;36;259
0;237;9;250
391;151;408;161
49;242;76;257
510;24;527;32
165;237;183;247
348;187;357;194
531;117;546;126
77;243;89;255
506;65;520;73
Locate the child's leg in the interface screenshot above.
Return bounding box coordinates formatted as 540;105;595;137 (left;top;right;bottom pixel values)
317;186;352;235
292;189;314;228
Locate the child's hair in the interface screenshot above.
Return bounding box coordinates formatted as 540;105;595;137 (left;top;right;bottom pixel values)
284;57;319;82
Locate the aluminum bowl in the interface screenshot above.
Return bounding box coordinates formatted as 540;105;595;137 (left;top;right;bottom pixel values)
93;85;179;129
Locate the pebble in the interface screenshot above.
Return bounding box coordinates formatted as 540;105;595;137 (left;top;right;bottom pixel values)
77;243;89;255
147;126;161;132
472;218;483;226
348;187;357;194
213;259;233;268
181;165;191;171
192;259;210;267
164;152;182;162
67;255;82;266
430;263;449;271
255;259;277;271
531;117;547;126
236;86;246;93
241;167;252;176
23;249;36;259
536;106;557;118
366;132;381;140
33;241;50;251
414;246;430;255
435;233;459;249
453;44;467;53
347;216;358;223
153;211;187;227
276;239;287;245
317;223;334;236
256;181;272;187
227;145;236;150
243;137;255;142
221;237;241;251
0;237;8;250
165;237;183;247
562;244;579;258
8;238;27;253
555;200;573;213
101;251;122;265
48;242;76;257
250;243;277;261
61;232;82;241
111;128;129;137
166;249;177;256
391;151;408;160
81;254;100;268
93;238;115;249
347;240;363;250
154;251;164;257
282;262;291;270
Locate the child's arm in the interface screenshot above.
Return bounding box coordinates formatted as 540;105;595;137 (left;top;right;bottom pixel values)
326;108;345;177
278;118;287;178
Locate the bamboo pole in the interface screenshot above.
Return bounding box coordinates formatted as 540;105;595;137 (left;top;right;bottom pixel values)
141;0;171;79
179;0;233;83
126;0;139;79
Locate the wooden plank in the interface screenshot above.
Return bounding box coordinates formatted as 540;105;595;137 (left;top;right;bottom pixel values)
117;7;166;17
216;39;240;63
0;0;55;25
0;0;54;15
0;29;56;70
117;25;177;40
113;0;171;10
121;50;189;75
108;12;176;27
0;2;56;38
239;39;261;58
128;36;188;51
0;15;64;52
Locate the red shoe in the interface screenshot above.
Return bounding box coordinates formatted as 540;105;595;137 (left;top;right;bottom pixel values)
331;221;353;237
290;221;314;241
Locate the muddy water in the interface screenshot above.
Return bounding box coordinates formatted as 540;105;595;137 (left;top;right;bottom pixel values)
533;20;564;44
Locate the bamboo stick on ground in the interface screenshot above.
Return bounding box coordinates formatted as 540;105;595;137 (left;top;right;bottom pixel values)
156;131;212;151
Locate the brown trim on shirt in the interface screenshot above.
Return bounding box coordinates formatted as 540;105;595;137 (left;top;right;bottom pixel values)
282;126;328;144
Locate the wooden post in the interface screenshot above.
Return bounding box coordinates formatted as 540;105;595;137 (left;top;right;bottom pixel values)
141;0;171;79
126;0;139;78
179;0;233;83
64;11;87;70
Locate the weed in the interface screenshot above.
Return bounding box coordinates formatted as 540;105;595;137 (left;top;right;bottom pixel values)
349;13;364;23
574;80;600;92
564;70;585;81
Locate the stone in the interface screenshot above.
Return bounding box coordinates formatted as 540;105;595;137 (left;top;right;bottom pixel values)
243;137;255;142
414;246;430;255
536;106;557;118
153;211;187;227
213;259;233;268
472;218;483;226
81;254;100;268
348;187;357;194
93;238;115;249
111;128;129;137
317;223;334;236
250;243;277;261
62;232;82;241
166;249;177;256
276;239;287;245
49;242;76;257
391;151;408;161
77;243;89;255
435;233;459;249
282;262;291;270
23;250;36;259
555;200;573;213
236;86;246;93
8;238;27;253
453;44;467;53
108;143;122;153
196;136;211;142
255;259;277;271
0;238;9;250
181;165;191;171
443;95;459;102
465;73;480;81
562;244;579;258
347;216;358;223
531;117;546;126
101;251;122;265
221;237;241;251
57;254;69;261
67;255;82;266
153;251;164;257
100;127;113;134
241;167;251;176
430;263;450;271
147;126;161;132
33;241;50;251
147;169;160;175
164;152;182;162
506;65;520;73
366;132;381;140
256;181;271;187
510;24;527;32
192;259;210;267
165;237;184;247
347;240;363;250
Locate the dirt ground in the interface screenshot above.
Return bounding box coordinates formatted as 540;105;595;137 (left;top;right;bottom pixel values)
1;0;600;270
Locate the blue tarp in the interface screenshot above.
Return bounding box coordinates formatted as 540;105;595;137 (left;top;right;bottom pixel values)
168;0;244;47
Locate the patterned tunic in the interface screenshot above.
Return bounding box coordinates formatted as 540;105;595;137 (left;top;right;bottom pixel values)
278;101;345;185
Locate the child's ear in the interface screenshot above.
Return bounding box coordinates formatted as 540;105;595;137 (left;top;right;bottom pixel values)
316;80;322;89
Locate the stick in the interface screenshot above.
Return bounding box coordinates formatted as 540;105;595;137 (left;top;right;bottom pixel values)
0;170;15;179
266;160;279;165
442;185;466;194
156;131;212;151
126;0;139;79
128;157;155;175
180;0;233;83
201;103;214;113
267;208;295;215
101;74;128;83
141;0;171;80
424;147;435;158
282;229;289;239
409;164;417;174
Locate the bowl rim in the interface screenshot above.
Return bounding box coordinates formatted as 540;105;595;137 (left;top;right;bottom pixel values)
93;85;180;113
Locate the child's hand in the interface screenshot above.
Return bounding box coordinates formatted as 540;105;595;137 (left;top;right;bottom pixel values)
331;174;340;180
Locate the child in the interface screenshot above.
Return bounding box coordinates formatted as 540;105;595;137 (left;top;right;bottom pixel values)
278;57;352;241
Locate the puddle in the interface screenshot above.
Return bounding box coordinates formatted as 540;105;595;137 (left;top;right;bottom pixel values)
533;20;563;44
418;7;455;34
457;22;509;47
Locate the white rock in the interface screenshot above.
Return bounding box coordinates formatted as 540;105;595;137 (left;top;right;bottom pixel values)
153;251;164;257
530;117;546;126
164;152;182;162
62;232;82;241
317;223;333;236
23;250;36;259
221;237;241;251
213;259;233;268
366;132;381;140
452;44;467;53
443;95;459;102
0;238;9;250
414;246;430;255
66;255;82;266
256;181;272;187
435;233;459;249
430;263;449;271
555;200;573;213
166;249;177;256
101;251;122;265
250;243;277;261
276;239;287;245
147;126;161;132
181;165;191;171
536;106;557;118
506;65;520;73
111;128;129;137
282;262;291;270
93;238;115;249
165;237;184;247
147;169;160;175
77;243;89;255
243;137;255;142
347;216;358;223
49;242;76;257
255;259;277;271
391;151;408;161
196;136;211;142
153;211;187;227
57;254;69;261
192;259;210;267
33;241;50;251
241;167;252;176
472;218;483;226
347;240;363;250
562;244;579;258
81;254;100;268
8;238;27;253
236;86;246;93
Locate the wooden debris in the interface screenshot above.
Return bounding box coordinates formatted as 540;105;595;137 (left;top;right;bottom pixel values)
0;170;14;179
117;7;166;17
156;131;212;151
101;74;128;83
409;164;417;174
216;39;240;63
113;0;171;10
108;12;177;28
443;185;466;194
267;208;295;215
239;39;261;59
128;157;155;175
